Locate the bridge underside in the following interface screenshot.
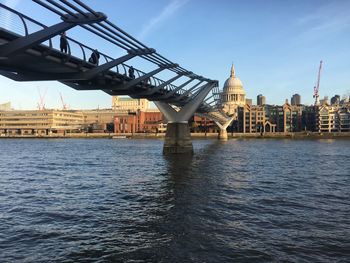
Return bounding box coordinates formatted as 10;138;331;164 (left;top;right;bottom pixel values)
0;29;186;103
0;1;233;154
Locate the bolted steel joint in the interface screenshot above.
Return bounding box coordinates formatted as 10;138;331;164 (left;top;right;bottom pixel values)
61;12;107;24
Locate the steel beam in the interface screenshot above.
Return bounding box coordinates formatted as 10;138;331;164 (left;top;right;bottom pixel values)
155;82;215;122
157;78;196;100
116;64;177;91
136;74;183;96
82;48;155;79
0;12;106;58
1;49;155;81
173;81;205;101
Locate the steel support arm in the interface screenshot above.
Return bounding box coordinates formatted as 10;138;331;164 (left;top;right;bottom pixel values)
0;22;74;58
117;64;177;90
83;48;154;79
155;82;216;122
179;83;215;121
160;78;196;99
137;74;183;96
174;81;205;101
214;117;235;130
0;13;106;58
0;50;155;81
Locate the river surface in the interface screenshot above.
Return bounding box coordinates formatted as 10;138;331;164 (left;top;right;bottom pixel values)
0;138;349;262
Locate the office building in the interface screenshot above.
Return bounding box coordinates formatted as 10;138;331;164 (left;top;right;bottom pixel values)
257;94;266;106
291;94;301;105
0;109;83;135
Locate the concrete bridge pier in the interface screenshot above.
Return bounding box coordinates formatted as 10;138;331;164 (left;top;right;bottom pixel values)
163;122;193;154
218;128;228;140
155;82;215;154
215;118;234;141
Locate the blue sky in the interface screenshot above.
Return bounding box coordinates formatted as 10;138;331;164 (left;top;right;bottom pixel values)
0;0;349;109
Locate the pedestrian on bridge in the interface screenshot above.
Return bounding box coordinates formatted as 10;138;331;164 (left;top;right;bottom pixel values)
89;49;100;66
128;66;135;79
60;31;68;53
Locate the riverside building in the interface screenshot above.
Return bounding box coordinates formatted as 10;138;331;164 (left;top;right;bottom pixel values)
0;109;83;135
114;109;165;133
81;108;125;132
316;104;350;132
237;101;304;133
238;104;276;133
112;96;149;111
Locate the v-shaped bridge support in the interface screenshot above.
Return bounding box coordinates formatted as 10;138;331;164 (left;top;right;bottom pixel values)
197;111;235;140
155;82;216;154
215;118;235;140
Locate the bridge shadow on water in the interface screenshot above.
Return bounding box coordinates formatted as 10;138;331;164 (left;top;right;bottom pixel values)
116;140;270;263
65;139;273;263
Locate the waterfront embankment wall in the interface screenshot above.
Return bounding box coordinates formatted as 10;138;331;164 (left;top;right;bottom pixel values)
1;132;350;139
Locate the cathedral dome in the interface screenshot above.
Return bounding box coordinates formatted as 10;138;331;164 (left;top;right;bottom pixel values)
223;64;245;95
221;64;246;116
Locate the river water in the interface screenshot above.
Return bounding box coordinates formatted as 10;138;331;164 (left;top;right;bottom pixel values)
0;138;349;262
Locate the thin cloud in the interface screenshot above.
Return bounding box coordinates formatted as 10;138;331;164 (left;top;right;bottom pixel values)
295;1;350;41
138;0;188;40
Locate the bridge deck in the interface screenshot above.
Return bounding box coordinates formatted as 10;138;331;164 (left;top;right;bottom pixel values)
0;1;231;125
0;28;182;102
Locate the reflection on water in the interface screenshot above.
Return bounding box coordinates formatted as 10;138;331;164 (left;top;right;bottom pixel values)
0;138;349;262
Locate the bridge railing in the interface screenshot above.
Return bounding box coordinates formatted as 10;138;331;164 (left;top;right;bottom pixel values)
0;3;173;92
0;1;225;114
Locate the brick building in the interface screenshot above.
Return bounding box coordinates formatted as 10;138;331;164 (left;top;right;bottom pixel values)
114;110;165;133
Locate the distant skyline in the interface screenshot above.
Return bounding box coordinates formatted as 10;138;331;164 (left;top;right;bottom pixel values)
0;0;349;109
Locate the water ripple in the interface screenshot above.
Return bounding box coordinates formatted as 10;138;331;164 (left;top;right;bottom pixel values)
0;138;349;262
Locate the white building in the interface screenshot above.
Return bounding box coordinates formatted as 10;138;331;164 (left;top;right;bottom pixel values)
112;96;149;111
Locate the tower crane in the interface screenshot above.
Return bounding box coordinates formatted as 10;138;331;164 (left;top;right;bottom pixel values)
60;92;69;110
313;60;322;106
37;87;47;110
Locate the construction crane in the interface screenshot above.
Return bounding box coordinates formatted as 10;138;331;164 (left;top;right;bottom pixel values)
313;60;323;106
37;87;47;110
60;92;69;110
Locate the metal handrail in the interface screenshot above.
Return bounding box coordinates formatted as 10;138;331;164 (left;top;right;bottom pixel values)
0;1;225;115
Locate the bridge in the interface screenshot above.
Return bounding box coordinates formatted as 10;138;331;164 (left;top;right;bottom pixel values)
0;0;233;153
